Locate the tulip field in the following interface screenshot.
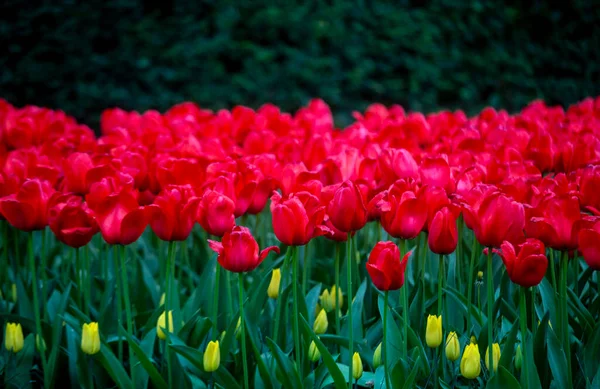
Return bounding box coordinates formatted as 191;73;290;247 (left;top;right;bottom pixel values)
1;97;600;389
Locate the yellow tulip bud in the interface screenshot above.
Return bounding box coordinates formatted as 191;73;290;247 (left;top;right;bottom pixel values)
445;331;460;362
515;344;522;371
373;343;382;369
477;271;483;280
203;340;220;372
320;285;343;313
267;268;281;299
352;352;363;380
81;322;100;355
313;309;328;335
308;340;321;362
315;303;322;317
470;335;477;345
157;311;174;340
36;334;46;352
219;331;226;342
5;323;24;353
159;293;165;306
11;283;17;303
426;315;442;348
485;343;501;372
235;317;241;340
460;343;481;379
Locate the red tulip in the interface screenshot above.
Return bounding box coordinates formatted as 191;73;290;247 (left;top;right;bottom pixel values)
525;194;582;251
420;155;455;194
86;177;149;245
149;185;200;241
197;189;236;237
366;241;411;291
428;206;458;255
62;152;94;194
325;181;368;233
580;165;600;215
0;179;55;231
421;186;450;232
493;239;548;287
378;179;427;240
578;219;600;270
48;194;98;248
462;185;525;247
270;191;331;246
208;226;280;272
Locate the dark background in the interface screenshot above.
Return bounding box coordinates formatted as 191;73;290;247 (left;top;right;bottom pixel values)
1;0;599;129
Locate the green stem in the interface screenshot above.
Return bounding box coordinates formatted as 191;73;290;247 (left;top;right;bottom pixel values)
549;249;557;293
530;288;536;337
383;291;391;389
520;287;529;389
402;283;409;360
165;241;176;388
113;246;123;364
238;273;250;389
292;246;302;374
456;217;463;287
226;271;233;326
119;245;136;384
560;251;572;387
85;245;92;317
41;229;48;320
28;233;48;382
302;242;310;296
335;243;341;336
273;247;292;345
212;258;220;338
347;234;354;389
76;247;82;307
467;237;477;335
438;254;444;316
487;248;494;377
419;234;427;293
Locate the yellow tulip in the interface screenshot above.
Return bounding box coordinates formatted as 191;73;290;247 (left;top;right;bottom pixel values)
352;352;363;380
515;344;522;371
308;340;321;362
267;268;281;299
373;343;382;368
5;323;24;353
313;309;328;334
157;310;174;340
320;285;343;313
426;315;443;348
477;271;483;280
203;340;220;372
485;343;501;372
445;331;460;362
81;322;101;355
460;343;481;379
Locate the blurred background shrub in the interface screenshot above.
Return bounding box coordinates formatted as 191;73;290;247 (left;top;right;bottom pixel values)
1;0;599;128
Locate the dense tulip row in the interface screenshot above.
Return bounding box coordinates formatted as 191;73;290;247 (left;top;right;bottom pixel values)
1;95;600;388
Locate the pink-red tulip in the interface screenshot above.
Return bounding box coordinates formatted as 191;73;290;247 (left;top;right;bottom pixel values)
0;179;55;231
149;185;200;241
48;194;98;248
428;206;458;255
270;191;330;246
578;219;600;270
208;226;280;272
324;181;367;233
197;189;236;238
493;239;548;287
366;241;411;291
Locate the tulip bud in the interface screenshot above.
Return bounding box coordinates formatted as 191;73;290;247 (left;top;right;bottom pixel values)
460;343;481;379
313;309;328;335
36;334;46;353
426;315;442;348
157;310;174;340
235;317;241;340
373;343;382;368
515;344;522;371
159;293;165;306
320;285;343;313
308;340;321;362
470;335;477;345
5;322;24;353
268;268;281;299
485;343;501;372
219;331;226;342
445;331;460;361
81;322;100;355
203;340;220;372
477;271;483;280
11;283;17;303
315;303;322;317
352;352;363;380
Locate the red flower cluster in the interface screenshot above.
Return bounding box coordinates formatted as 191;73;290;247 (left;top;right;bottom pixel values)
1;96;600;277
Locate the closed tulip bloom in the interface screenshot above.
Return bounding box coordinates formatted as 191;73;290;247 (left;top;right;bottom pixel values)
157;310;174;340
460;344;481;379
267;268;281;299
580;165;600;214
5;323;24;353
493;239;548;287
319;285;343;313
313;309;328;334
0;179;55;231
208;226;280;273
203;340;220;372
525;194;582;251
308;340;321;362
48;194;98;248
485;343;501;372
445;332;460;361
36;334;46;352
378;179;427;240
373;343;382;368
515;344;522;371
197;189;236;238
426;315;443;348
325;181;368;233
578;220;600;270
366;241;411;291
352;352;363;379
270;191;331;246
149;185;200;241
62;152;94;195
428;206;458;254
81;322;100;355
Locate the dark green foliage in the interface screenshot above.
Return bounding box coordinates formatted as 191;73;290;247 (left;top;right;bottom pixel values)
1;0;599;129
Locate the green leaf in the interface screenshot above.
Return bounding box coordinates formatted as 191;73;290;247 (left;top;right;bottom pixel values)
122;327;167;389
546;325;569;389
498;319;519;369
486;365;521;389
401;356;421;389
246;318;274;389
266;337;303;389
